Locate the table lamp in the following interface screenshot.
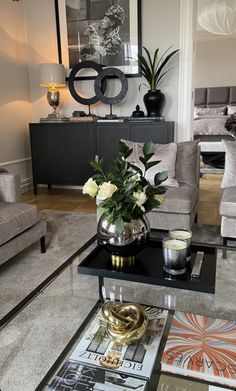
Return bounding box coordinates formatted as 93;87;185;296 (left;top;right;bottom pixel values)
39;63;66;122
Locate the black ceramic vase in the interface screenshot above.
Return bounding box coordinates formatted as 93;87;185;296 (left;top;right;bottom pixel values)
143;89;165;117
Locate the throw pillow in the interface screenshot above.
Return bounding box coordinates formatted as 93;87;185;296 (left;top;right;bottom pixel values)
121;139;179;187
194;106;227;117
227;105;236;116
175;140;200;187
221;140;236;189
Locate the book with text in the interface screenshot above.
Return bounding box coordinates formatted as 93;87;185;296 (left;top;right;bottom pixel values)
156;374;231;391
70;305;168;380
161;311;236;388
48;360;148;391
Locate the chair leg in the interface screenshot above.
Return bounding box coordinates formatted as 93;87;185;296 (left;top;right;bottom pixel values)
194;213;198;224
40;236;46;253
223;237;227;259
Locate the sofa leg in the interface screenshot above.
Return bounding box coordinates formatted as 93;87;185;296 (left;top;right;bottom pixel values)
40;236;46;253
223;237;227;259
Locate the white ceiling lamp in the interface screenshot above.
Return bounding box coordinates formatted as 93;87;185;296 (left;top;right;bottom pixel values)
198;0;236;35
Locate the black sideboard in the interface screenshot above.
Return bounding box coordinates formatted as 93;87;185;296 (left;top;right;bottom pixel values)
29;121;174;194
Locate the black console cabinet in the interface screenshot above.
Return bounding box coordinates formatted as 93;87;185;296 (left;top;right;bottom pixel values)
29;121;174;194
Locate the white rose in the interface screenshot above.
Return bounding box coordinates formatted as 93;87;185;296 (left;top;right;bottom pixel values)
154;194;165;204
97;182;117;200
82;178;99;198
133;190;147;211
129;173;141;182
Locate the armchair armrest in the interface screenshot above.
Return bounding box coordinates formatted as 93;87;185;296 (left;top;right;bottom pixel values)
0;173;21;202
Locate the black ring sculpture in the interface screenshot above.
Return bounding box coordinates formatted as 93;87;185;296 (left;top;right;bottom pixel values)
94;67;128;105
68;61;107;105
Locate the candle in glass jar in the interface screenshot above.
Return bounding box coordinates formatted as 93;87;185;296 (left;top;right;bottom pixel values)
169;230;192;244
162;238;187;275
163;239;187;250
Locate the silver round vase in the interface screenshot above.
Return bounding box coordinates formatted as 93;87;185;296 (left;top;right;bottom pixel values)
97;214;150;267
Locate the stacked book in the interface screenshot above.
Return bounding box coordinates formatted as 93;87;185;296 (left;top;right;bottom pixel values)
48;304;168;390
161;311;236;389
46;306;236;390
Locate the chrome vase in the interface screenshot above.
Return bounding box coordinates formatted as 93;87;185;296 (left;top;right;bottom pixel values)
97;214;150;265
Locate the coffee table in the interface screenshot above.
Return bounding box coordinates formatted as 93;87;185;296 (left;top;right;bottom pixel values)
33;233;225;391
1;228;236;391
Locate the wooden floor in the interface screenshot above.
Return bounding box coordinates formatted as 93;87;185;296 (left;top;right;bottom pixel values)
22;174;223;226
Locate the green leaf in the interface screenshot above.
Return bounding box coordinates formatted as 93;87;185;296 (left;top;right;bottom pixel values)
139;156;146;166
115;216;124;234
129;164;143;176
143;141;155;156
119;141;133;159
154;171;168;186
154;186;167;194
124;181;137;193
145;161;161;171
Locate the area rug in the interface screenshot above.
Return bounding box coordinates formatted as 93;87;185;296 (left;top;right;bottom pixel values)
0;210;97;323
0;209;235;326
200;164;224;174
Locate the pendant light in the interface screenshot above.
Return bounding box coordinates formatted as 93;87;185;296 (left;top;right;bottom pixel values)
198;0;236;35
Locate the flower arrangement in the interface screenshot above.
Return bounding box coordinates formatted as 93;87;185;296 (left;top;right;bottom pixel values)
82;141;167;233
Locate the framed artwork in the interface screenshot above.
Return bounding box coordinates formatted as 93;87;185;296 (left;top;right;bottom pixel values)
54;0;142;79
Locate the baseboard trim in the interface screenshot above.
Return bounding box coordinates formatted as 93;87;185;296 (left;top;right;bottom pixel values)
0;157;31;167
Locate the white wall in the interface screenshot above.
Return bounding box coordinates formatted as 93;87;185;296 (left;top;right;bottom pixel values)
0;0;32;184
0;1;181;187
25;0;180;127
195;37;236;87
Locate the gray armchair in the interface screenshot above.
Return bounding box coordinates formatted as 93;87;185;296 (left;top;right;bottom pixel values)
147;141;200;231
0;172;46;266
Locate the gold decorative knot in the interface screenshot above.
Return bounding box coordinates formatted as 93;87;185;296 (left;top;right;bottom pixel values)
101;300;148;345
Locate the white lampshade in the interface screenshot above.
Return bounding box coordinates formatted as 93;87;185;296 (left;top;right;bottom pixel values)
198;0;236;35
39;63;66;88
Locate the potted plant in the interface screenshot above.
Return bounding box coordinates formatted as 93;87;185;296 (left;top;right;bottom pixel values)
82;140;167;262
137;46;179;117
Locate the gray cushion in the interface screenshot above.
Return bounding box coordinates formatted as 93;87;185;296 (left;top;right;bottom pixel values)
220;187;236;217
121;139;178;187
221;216;236;238
0;202;38;245
153;184;198;214
175;140;200;187
221;140;236;189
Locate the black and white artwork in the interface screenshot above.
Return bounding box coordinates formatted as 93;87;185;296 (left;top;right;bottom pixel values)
55;0;141;79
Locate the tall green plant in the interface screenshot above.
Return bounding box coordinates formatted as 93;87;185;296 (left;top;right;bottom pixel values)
137;46;179;91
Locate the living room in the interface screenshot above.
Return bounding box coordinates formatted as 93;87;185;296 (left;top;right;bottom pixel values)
1;1;236;390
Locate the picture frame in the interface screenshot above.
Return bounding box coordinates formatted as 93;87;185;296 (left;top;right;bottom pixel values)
54;0;142;80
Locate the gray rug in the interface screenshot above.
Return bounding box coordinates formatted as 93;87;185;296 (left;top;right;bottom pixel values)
1;211;236;391
0;210;97;322
0;209;234;325
200;164;224;174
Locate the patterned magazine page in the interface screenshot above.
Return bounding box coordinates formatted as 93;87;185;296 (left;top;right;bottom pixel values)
70;305;168;380
161;311;236;388
47;360;148;391
156;374;231;391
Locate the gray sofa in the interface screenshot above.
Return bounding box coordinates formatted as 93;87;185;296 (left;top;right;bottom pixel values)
220;188;236;258
219;140;236;258
0;172;46;266
147;140;200;230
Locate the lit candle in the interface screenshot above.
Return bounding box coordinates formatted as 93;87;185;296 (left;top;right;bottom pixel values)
162;238;187;275
169;229;192;261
